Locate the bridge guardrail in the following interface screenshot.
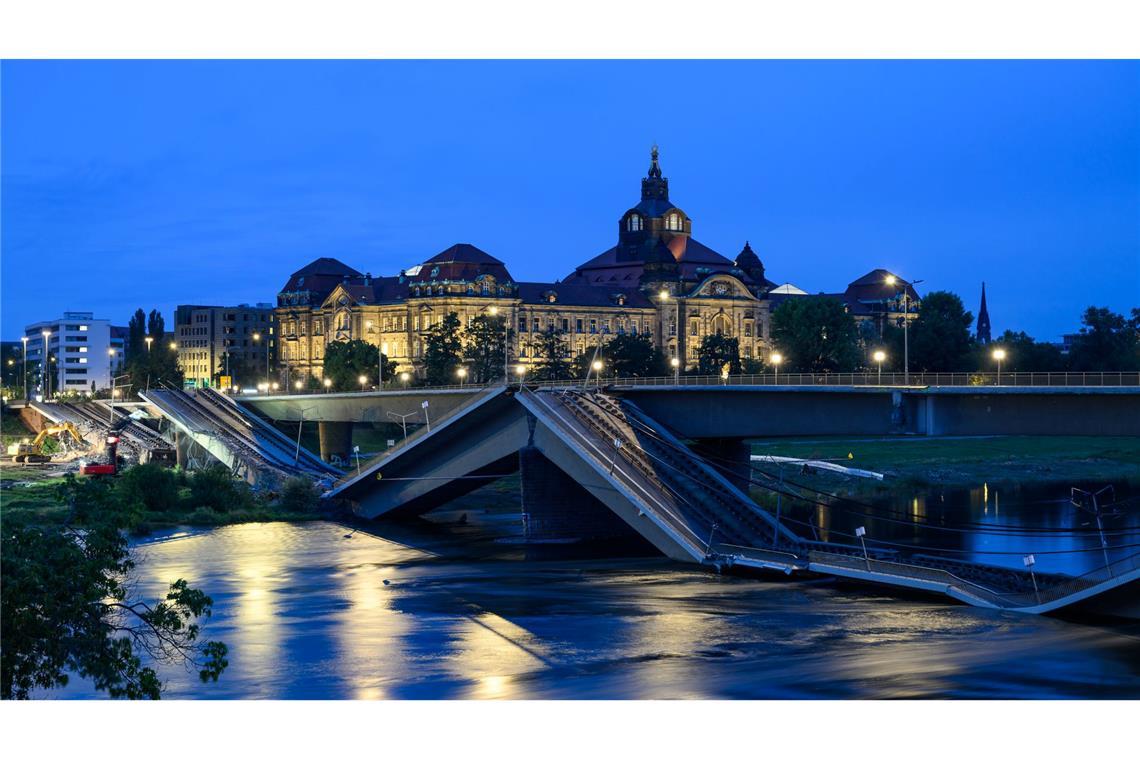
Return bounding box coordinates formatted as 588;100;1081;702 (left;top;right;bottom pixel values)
238;371;1140;398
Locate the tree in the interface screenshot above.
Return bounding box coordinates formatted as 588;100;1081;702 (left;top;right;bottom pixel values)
464;314;511;384
322;339;388;391
423;312;464;385
605;333;668;378
530;328;573;382
984;330;1066;373
907;290;974;372
770;297;861;372
1068;306;1140;371
1;475;227;699
697;334;742;375
123;307;182;396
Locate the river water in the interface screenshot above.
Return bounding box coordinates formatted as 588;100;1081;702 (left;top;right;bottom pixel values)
46;483;1140;700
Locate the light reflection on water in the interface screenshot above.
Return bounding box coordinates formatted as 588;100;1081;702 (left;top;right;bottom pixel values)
44;516;1140;700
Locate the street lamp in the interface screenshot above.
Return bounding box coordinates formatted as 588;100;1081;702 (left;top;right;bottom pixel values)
670;356;680;385
271;382;279;393
659;288;680;364
41;330;51;399
145;336;153;352
515;364;527;389
873;349;886;386
591;359;604;390
294;379;304;392
358;374;368;392
400;371;410;390
885;274;923;385
20;336;28;401
457;366;467;387
487;304;510;383
992;347;1007;385
252;332;269;387
323;377;333;393
770;352;783;384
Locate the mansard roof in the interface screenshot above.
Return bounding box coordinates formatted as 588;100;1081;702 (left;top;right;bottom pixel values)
844;268;921;303
517;282;653;309
279;257;367;306
410;243;514;283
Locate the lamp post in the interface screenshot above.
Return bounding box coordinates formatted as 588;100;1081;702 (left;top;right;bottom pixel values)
885;274;923;386
591;359;604;390
992;347;1006;385
873;349;886;386
515;364;527;390
252;332;269;388
488;305;509;384
1023;554;1040;604
457;366;467;387
770;352;783;385
659;288;680;368
670;356;680;385
323;377;333;393
294;379;304;393
400;371;410;390
20;336;28;401
41;330;51;399
358;374;368;392
145;336;153;353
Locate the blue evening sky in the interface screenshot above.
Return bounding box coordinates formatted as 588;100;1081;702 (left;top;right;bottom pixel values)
2;60;1137;341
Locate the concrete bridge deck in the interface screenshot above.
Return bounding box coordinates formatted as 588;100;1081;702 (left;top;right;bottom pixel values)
317;384;1140;617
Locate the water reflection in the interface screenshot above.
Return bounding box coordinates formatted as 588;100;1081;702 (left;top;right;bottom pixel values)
44;506;1140;700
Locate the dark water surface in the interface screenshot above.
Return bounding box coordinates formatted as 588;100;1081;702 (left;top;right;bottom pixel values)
47;500;1140;700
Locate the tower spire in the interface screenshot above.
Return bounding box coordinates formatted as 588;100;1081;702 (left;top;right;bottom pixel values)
976;282;992;344
641;144;669;201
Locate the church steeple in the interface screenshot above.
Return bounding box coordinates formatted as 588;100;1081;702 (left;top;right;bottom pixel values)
976;282;992;344
641;144;669;201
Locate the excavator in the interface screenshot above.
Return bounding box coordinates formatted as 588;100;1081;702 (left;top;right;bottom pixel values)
7;422;86;463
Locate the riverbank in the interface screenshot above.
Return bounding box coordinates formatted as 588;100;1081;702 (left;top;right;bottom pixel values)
749;435;1140;499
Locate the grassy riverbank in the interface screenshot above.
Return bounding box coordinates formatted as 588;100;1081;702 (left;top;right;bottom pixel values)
0;462;329;531
749;435;1140;497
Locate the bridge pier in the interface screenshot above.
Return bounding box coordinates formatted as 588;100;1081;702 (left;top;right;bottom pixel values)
690;438;754;493
519;445;634;541
318;421;354;465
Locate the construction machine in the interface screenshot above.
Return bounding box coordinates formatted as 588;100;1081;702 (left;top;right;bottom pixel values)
79;433;122;477
7;422;86;463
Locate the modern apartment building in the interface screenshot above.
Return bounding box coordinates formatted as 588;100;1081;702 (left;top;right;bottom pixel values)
22;311;122;396
174;303;276;388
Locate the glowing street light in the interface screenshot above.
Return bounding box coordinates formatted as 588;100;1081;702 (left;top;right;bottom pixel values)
456;366;467;387
873;349;886;386
271;382;279;392
515;364;527;389
670;356;680;385
885;273;924;385
591;359;604;390
145;336;153;352
770;352;783;385
400;371;410;390
358;374;368;392
323;377;333;393
992;347;1007;385
294;379;304;391
41;330;52;399
169;341;178;351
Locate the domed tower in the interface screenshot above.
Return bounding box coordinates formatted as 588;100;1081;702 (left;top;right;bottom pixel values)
616;146;693;282
734;241;766;287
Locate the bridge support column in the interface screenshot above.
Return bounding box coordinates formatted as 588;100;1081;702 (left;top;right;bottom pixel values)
520;445;633;541
318;421;354;466
174;430;187;469
690;438;753;493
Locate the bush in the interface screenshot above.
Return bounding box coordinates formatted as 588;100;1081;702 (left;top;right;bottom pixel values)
116;463;182;512
187;465;255;513
276;478;320;513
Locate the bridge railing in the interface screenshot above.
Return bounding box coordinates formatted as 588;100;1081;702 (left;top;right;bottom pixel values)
240;371;1140;397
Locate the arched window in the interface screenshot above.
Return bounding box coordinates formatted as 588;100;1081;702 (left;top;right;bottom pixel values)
626;214;642;232
667;213;682;231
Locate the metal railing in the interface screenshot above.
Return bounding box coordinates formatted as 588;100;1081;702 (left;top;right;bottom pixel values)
246;371;1140;397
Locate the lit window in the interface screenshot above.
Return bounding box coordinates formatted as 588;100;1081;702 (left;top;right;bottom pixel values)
78;325;88;331
627;214;642;232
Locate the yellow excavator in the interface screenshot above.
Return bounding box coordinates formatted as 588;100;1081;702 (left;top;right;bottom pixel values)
7;422;86;463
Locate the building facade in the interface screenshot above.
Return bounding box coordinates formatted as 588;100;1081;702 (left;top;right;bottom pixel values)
174;303;276;388
276;149;920;382
22;311;121;396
